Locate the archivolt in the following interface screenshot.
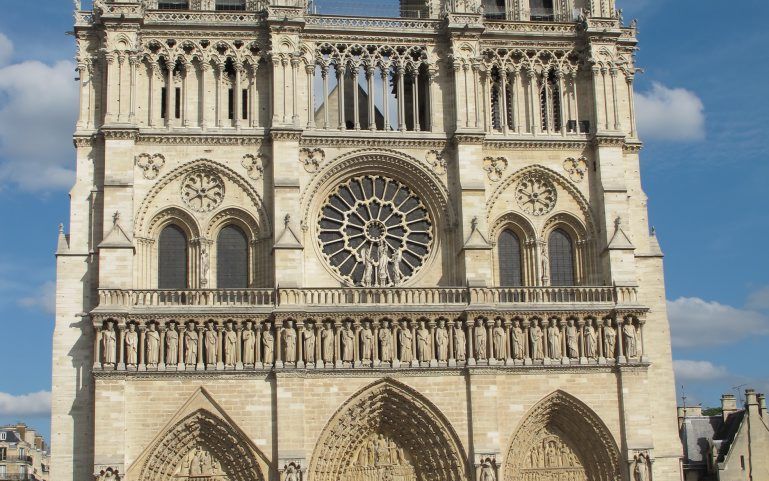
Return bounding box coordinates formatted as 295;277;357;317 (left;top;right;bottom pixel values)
503;390;621;481
308;378;468;481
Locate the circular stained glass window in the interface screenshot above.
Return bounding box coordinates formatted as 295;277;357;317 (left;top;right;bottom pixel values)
318;175;433;287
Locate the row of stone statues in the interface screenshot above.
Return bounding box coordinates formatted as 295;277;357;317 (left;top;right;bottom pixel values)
96;316;644;370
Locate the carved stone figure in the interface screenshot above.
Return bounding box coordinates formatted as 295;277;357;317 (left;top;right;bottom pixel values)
200;243;210;286
454;322;467;361
341;322;355;362
184;323;198;365
321;322;334;363
205;322;217;365
102;321;116;365
360;322;374;361
285;464;300;481
283;321;297;363
224;323;237;366
304;324;316;363
493;319;505;360
391;249;404;285
623;320;638;358
585;321;598;359
566;319;578;359
400;324;414;363
475;320;487;360
262;323;274;364
480;461;496;481
547;319;561;359
146;323;160;366
165;323;178;365
634;453;650;481
362;246;375;287
125;324;138;366
435;320;448;361
605;320;617;358
530;322;544;360
379;320;392;362
416;321;431;362
242;321;255;364
512;320;524;360
377;243;392;287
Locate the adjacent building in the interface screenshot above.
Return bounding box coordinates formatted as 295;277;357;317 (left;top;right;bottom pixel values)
0;424;50;481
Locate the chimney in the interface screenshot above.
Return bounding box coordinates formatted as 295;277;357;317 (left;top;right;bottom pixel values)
745;389;759;418
721;394;738;422
677;407;686;429
758;393;767;422
685;405;703;417
15;423;26;439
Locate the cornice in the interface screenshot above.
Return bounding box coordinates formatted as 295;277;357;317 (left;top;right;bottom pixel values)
136;133;265;146
101;128;139;141
299;133;449;150
483;138;590;151
73;134;97;148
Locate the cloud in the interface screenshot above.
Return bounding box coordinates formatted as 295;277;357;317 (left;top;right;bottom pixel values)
746;286;769;311
0;391;51;417
636;82;706;141
674;360;729;382
0;33;11;67
18;280;56;315
667;297;769;348
0;34;78;191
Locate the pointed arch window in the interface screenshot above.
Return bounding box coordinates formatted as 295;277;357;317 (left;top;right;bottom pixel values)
217;225;248;288
498;229;523;287
548;228;575;286
158;225;188;289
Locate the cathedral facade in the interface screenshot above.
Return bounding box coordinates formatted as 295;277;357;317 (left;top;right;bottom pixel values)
54;1;682;481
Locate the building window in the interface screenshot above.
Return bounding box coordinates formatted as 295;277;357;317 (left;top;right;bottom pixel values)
483;0;506;19
498;229;523;286
158;225;188;289
157;0;189;9
216;0;246;10
0;465;5;477
217;225;248;288
540;70;562;132
548;228;575;286
530;0;554;20
0;447;5;461
741;455;746;470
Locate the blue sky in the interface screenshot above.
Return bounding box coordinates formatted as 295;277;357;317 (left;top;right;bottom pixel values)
0;0;767;442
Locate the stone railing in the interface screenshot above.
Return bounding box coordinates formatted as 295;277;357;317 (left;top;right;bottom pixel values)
304;15;440;31
96;286;636;309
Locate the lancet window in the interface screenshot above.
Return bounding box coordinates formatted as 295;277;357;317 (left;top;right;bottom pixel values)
540;69;562;133
217;225;249;289
158;225;188;289
548;228;575;287
498;230;523;287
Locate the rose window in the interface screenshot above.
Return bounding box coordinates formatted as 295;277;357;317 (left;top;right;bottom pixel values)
181;171;225;213
318;175;433;287
515;174;557;216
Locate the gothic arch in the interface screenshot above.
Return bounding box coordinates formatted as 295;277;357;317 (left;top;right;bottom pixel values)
308;378;468;481
503;390;621;481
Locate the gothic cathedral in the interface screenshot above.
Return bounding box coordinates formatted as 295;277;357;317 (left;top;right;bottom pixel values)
54;1;681;481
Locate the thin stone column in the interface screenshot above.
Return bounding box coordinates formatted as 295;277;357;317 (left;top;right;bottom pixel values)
216;63;225;128
367;66;375;131
128;55;138;123
182;60;191;127
307;64;316;129
322;65;330;129
104;52;117;124
337;64;346;130
148;61;158;127
397;66;406;132
291;57;300;126
234;61;244;130
200;62;210;130
165;59;175;128
571;71;580;134
251;63;260;128
500;69;509;134
528;69;538;135
610;67;621;130
381;68;390;130
413;71;420;132
352;69;360;130
77;62;90;129
627;74;637;137
557;70;567;135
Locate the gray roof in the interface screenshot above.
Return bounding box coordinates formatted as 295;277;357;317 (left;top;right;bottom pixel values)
680;416;723;464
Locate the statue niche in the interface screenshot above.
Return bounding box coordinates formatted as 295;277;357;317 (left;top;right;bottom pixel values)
348;433;416;481
519;431;586;481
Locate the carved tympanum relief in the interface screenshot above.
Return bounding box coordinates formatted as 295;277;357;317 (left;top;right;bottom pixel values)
349;434;416;481
515;174;557;216
318;175;433;287
519;431;586;481
175;446;224;479
136;153;166;180
181;170;225;213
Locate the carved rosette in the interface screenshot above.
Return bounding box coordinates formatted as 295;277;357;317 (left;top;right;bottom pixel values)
242;154;265;181
483;156;509;182
318;175;433;287
515;174;557;216
426;150;447;175
135;153;166;180
563;156;588;182
181;170;225;213
299;148;325;173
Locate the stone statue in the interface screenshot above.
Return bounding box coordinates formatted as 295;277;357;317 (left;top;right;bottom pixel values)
341;322;355;362
184;323;198;365
566;319;578;359
242;321;255;364
304;324;316;363
416;320;431;362
360;322;374;361
362;245;375;287
165;323;178;365
547;319;561;359
376;434;391;464
379;320;392;362
623;320;637;358
377;243;392;287
604;320;616;358
512;320;524;360
454;322;466;361
262;323;274;364
400;324;414;363
125;324;138;366
200;243;210;286
391;249;404;285
205;322;217;365
530;321;544;360
492;319;505;360
283;321;297;363
435;320;448;361
634;453;650;481
475;320;487;360
285;464;300;481
224;323;237;366
102;321;116;365
321;322;334;363
146;323;160;366
480;460;496;481
585;321;598;359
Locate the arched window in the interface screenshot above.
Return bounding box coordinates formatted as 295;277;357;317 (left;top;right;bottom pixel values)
548;228;575;286
158;225;188;289
217;225;248;288
498;229;523;286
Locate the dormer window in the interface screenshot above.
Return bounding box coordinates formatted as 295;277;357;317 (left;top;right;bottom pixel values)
216;0;246;11
157;0;189;10
530;0;554;21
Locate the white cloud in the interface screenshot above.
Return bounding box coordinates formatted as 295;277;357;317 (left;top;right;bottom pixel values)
746;286;769;311
0;33;12;67
674;360;729;382
0;391;51;417
18;280;56;315
0;35;78;191
636;82;705;141
667;297;769;348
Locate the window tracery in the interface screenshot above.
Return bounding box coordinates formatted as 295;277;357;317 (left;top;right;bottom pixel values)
515;174;557;216
181;170;225;212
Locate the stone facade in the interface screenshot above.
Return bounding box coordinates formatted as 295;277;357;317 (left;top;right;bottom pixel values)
53;1;682;481
0;424;50;481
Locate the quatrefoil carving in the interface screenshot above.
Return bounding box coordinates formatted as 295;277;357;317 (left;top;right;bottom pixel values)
426;150;447;175
135;153;166;180
241;154;265;181
483;156;509;182
563;156;588;182
299;148;326;173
